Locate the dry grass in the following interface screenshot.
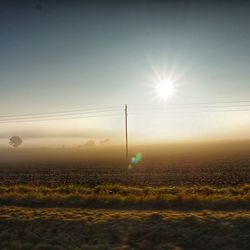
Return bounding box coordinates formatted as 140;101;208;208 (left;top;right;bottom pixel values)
0;206;249;250
0;184;250;210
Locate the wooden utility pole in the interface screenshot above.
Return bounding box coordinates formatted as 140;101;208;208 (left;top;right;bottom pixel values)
125;104;128;161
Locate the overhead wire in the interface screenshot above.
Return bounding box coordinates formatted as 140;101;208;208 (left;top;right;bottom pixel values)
0;110;121;122
2;101;250;123
0;106;121;118
129;100;250;108
129;109;250;116
0;105;123;123
0;113;123;124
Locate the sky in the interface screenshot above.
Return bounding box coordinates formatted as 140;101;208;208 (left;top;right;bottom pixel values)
1;0;250;147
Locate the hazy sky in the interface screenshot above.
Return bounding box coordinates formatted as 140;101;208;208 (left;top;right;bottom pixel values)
1;0;250;146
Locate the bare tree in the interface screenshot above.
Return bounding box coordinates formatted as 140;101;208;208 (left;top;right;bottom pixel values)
9;136;23;148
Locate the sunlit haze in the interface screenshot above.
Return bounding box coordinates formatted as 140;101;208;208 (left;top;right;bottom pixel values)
1;1;250;147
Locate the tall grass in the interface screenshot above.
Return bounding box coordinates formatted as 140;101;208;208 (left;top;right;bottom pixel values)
0;184;250;209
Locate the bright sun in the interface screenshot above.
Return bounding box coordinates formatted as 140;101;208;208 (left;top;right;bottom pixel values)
155;79;175;100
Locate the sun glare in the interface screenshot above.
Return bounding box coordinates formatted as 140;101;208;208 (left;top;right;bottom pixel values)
155;79;175;100
147;64;179;102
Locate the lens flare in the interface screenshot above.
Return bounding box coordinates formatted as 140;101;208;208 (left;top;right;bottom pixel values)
128;153;142;169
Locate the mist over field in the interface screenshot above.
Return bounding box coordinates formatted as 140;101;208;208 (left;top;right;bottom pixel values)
0;140;250;164
1;0;250;249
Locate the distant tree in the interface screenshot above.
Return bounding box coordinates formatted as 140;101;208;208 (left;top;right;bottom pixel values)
9;136;23;148
84;139;96;147
100;138;111;146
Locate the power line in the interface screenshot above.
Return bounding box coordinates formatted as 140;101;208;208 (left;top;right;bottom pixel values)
130;100;250;108
0;113;122;124
130;106;250;113
130;108;250;116
0;109;121;122
0;106;121;118
132;104;250;110
2;108;250;123
2;101;250;124
5;100;250;119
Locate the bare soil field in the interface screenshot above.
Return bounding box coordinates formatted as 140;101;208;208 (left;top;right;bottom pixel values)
0;141;249;187
0;141;250;249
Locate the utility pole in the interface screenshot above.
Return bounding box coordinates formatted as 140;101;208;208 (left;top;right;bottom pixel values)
125;104;128;161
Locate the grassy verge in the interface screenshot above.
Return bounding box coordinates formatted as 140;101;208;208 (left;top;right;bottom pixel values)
0;184;250;210
0;207;249;250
